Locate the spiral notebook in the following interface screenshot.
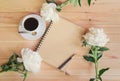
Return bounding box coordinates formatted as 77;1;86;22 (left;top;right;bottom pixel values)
37;18;84;70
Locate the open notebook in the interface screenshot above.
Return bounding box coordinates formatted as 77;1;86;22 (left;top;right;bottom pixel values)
38;18;84;70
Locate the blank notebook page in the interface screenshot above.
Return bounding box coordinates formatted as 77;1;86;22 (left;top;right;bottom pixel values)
38;18;84;68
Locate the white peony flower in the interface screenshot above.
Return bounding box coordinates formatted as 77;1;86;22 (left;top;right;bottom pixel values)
83;27;109;47
41;3;59;22
21;48;42;73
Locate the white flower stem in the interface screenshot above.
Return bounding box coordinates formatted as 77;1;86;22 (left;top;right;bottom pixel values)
94;47;99;81
60;0;69;7
95;59;99;81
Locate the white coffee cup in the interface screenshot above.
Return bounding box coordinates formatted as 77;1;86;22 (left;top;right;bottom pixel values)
19;14;46;40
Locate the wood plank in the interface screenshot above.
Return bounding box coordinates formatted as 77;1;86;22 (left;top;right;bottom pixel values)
0;0;45;12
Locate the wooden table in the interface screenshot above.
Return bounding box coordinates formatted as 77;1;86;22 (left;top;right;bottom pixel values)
0;0;120;81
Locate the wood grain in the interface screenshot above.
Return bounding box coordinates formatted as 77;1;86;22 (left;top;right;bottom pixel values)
0;0;120;81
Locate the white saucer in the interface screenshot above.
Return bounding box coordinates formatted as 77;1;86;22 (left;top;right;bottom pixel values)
18;14;46;40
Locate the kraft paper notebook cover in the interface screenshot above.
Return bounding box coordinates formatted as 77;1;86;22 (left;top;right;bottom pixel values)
37;18;84;70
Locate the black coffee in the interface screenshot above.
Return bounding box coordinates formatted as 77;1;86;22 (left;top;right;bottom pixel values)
24;18;38;31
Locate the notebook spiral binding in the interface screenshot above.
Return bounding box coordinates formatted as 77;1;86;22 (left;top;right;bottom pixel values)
34;21;53;51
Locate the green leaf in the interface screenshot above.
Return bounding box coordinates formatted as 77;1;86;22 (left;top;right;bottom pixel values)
82;40;87;47
69;0;74;5
90;78;95;81
83;55;95;63
98;47;109;52
56;5;62;12
88;0;91;6
78;0;81;6
56;0;69;12
10;62;17;71
99;76;102;81
46;0;49;3
8;53;19;64
1;64;10;71
97;53;103;60
99;68;109;77
17;63;25;71
46;0;55;3
89;50;92;54
91;46;98;51
23;71;28;81
69;0;80;6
